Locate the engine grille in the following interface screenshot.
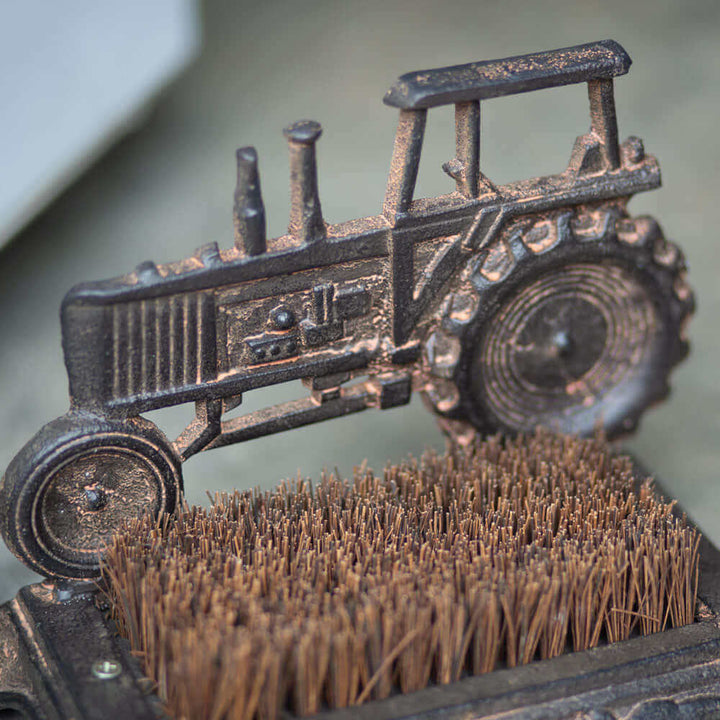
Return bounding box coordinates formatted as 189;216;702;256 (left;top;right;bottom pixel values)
110;292;216;399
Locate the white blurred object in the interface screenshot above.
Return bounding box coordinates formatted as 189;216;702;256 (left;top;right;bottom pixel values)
0;0;200;247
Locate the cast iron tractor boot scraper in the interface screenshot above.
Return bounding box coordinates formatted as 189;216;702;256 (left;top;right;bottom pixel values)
0;39;694;582
1;40;715;720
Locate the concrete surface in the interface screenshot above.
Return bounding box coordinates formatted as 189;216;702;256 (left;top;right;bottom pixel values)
1;0;719;601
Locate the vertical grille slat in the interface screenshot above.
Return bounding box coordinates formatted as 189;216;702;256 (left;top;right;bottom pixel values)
141;299;156;395
128;302;143;396
171;295;185;389
199;293;217;382
155;297;170;391
108;292;216;401
183;294;198;386
112;306;128;398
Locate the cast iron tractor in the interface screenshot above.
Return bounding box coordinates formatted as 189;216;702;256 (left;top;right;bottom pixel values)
0;40;693;580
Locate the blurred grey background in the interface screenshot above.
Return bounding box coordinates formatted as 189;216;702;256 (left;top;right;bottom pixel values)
1;0;718;601
0;0;200;247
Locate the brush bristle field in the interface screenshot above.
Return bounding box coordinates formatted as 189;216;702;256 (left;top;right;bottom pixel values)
102;431;700;720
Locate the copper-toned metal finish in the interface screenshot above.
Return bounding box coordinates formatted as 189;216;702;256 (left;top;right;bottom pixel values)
423;205;690;437
284;120;326;243
39;449;161;559
233;146;266;255
0;583;163;719
0;40;693;583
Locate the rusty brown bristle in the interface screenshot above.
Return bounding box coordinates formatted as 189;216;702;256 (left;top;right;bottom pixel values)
101;431;700;720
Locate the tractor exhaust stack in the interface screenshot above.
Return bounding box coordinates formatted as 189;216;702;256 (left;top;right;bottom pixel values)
233;146;267;255
284;120;326;243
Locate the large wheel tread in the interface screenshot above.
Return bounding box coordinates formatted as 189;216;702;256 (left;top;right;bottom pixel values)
423;203;693;439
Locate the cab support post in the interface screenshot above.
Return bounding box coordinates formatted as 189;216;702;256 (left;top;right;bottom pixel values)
454;101;480;198
588;78;621;170
383;109;427;217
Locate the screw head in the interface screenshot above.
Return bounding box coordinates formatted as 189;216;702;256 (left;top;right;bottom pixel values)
84;486;106;511
92;659;122;680
551;330;573;358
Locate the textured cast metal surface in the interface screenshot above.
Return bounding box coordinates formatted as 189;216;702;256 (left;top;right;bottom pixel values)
383;39;631;108
0;39;693;581
0;415;181;579
0;583;163;720
474;262;658;434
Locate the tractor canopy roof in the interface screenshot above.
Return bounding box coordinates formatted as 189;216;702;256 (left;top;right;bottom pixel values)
383;39;631;110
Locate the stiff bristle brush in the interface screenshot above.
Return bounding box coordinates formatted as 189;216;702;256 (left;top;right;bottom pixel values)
101;430;700;720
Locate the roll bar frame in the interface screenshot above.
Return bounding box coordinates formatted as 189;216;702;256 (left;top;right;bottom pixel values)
383;40;631;215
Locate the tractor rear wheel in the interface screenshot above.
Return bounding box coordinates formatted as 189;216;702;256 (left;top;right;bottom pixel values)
423;205;693;438
0;412;182;579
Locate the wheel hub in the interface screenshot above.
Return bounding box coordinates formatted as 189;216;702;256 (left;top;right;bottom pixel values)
474;262;659;433
512;296;608;390
36;448;164;566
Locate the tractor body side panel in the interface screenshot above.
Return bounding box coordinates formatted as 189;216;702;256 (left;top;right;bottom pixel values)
62;155;660;416
389;157;661;344
63;257;391;416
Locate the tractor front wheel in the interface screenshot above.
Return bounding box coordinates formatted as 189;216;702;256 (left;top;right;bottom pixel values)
0;412;182;580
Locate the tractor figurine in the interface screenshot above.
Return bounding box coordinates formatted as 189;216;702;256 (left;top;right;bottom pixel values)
0;40;693;580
